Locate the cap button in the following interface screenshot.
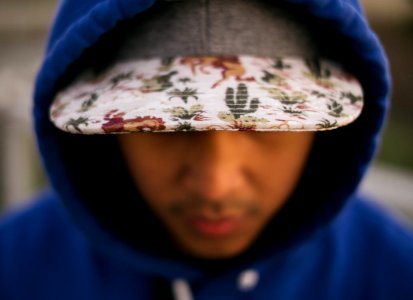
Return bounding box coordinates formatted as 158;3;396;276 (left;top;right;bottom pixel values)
238;269;259;292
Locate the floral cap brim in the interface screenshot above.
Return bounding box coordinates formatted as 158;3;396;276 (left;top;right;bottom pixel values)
50;55;363;134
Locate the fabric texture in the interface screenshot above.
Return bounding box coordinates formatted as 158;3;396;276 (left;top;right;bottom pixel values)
51;56;362;133
1;0;413;299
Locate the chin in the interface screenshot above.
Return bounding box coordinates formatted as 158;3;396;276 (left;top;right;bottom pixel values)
180;239;253;260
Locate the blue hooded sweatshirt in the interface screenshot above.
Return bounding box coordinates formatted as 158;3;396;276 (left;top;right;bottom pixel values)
1;0;413;299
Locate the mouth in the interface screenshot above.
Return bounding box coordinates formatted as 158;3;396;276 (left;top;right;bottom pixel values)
188;215;243;238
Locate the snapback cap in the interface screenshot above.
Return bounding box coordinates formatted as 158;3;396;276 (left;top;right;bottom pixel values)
50;0;363;134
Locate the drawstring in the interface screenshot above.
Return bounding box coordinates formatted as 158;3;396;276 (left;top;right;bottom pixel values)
238;269;259;292
171;269;259;299
172;278;193;300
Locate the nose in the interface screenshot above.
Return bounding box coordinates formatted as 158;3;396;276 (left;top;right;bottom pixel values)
181;131;247;201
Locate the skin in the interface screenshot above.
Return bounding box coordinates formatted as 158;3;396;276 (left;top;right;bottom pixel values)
118;131;314;259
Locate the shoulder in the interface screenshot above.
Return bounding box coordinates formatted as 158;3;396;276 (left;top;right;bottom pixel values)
336;196;413;249
0;190;83;245
0;190;90;261
0;192;151;300
330;196;413;297
0;191;92;297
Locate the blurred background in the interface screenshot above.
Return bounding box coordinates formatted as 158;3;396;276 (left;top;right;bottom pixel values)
0;0;412;224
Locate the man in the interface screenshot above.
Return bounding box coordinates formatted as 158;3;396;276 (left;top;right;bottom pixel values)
1;0;413;299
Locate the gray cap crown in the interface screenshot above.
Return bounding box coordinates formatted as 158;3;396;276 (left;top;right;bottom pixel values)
116;0;320;61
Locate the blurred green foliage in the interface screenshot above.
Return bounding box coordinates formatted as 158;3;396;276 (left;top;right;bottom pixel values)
378;112;413;170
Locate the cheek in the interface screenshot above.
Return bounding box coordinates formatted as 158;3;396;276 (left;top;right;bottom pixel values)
128;158;178;203
252;141;313;213
118;137;182;204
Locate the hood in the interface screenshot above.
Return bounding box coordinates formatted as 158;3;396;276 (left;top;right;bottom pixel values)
33;0;390;281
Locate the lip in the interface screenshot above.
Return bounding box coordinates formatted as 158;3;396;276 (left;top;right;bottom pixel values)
188;216;242;238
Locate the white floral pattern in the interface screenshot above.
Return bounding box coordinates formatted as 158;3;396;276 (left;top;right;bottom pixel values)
50;55;363;134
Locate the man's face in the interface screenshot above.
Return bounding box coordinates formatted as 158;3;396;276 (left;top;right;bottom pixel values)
119;131;314;259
